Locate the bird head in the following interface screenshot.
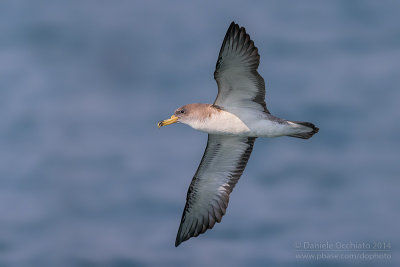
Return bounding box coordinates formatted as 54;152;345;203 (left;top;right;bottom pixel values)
158;104;212;128
158;105;189;128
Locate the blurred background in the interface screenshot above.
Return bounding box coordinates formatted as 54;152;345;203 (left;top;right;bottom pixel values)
1;0;399;266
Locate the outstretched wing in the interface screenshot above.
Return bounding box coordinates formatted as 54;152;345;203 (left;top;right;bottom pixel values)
175;134;256;246
214;21;269;113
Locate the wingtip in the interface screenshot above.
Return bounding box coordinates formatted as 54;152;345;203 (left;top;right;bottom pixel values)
175;234;184;247
229;21;240;30
175;226;184;247
227;21;235;33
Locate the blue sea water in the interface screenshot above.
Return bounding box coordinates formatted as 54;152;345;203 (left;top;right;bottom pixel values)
1;0;399;266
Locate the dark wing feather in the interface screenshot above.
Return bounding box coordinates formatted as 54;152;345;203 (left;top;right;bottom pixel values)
175;134;256;246
214;21;269;113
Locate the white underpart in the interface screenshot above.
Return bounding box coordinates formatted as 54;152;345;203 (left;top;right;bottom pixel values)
188;110;251;135
184;108;310;137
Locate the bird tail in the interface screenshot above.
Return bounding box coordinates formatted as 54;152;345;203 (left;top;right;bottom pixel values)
287;121;319;139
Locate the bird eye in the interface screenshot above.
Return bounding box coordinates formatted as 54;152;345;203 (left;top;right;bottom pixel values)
180;110;185;114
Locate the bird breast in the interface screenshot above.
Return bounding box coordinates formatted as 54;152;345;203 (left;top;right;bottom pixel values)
189;110;251;135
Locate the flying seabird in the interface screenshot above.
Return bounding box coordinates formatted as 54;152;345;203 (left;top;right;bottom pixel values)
158;22;319;247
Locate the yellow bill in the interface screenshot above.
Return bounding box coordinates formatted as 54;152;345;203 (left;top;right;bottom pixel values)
158;115;178;128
